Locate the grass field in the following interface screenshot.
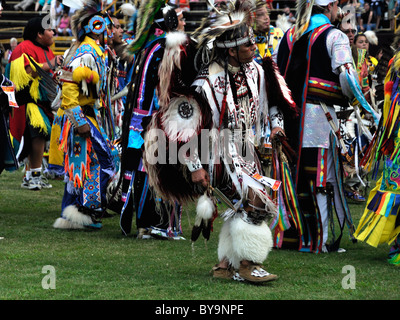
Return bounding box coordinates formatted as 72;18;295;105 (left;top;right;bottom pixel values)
0;168;399;301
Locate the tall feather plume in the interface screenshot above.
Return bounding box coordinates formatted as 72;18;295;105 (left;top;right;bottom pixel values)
294;0;315;41
127;0;166;55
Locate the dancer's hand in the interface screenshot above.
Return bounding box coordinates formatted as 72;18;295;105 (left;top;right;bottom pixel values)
270;127;285;140
191;168;209;188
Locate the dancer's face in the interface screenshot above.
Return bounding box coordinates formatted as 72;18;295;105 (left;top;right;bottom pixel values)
355;35;369;51
112;17;124;45
37;29;55;47
255;6;270;34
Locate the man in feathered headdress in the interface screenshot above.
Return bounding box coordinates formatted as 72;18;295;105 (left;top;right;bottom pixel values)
143;0;290;283
275;0;379;253
118;0;191;239
51;0;119;229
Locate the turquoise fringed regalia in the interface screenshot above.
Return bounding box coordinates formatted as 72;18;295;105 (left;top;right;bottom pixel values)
50;3;119;229
354;51;400;265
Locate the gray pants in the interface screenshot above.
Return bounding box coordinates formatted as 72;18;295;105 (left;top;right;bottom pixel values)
15;0;35;10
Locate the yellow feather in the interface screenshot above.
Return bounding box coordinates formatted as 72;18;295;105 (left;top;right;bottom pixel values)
73;66;99;84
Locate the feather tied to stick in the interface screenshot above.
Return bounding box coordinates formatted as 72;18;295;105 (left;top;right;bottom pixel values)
191;190;218;243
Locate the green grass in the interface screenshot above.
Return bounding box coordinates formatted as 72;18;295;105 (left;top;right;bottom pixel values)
0;169;399;300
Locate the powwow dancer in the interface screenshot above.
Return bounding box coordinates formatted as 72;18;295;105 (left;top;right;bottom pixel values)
143;1;293;283
0;0;18;175
51;0;119;229
275;0;379;253
118;1;189;239
354;49;400;265
8;16;62;190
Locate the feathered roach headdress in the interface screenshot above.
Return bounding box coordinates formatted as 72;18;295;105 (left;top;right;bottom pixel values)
127;0;166;55
192;0;254;70
63;0;103;40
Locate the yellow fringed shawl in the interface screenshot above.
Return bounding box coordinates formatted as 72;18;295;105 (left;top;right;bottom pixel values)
26;102;48;134
9;53;42;102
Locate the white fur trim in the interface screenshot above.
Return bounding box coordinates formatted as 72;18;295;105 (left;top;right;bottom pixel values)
165;31;188;49
57;205;93;228
53;217;85;229
218;219;235;265
161;95;202;142
218;216;273;269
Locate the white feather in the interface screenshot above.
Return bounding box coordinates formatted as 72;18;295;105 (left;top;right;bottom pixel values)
210;11;247;30
62;0;84;9
275;14;293;33
195;194;215;226
120;3;137;16
364;31;378;46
